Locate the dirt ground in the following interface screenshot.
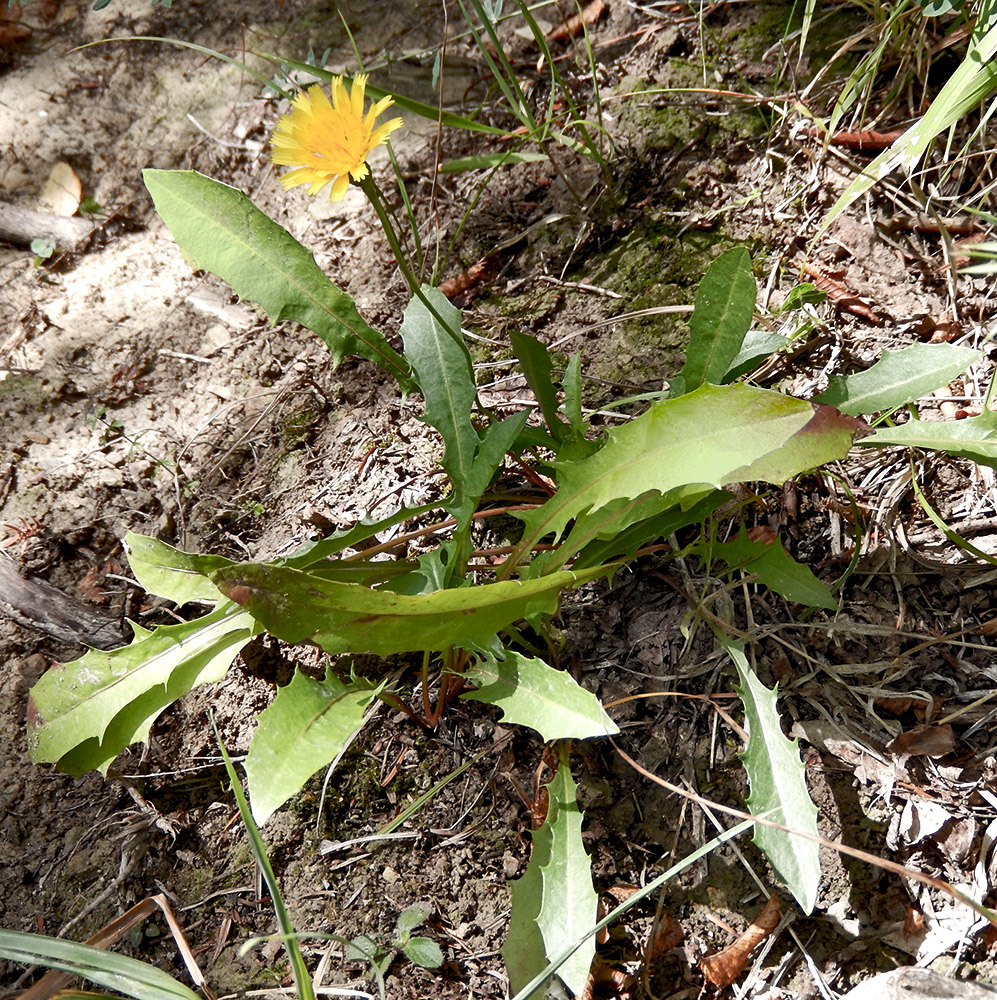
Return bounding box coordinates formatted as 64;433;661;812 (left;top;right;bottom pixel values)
2;1;997;998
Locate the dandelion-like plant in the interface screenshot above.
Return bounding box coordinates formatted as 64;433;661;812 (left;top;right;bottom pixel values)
271;74;403;202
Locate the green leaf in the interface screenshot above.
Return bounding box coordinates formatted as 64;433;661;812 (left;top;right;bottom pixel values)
396;904;432;936
400;288;480;526
280;503;439;569
677;247;757;391
510;384;856;564
401;290;528;533
707;531;837;610
212;563;605;655
568;491;731;572
510;330;570;443
561;352;585;436
723;329;789;382
780;282;826;311
456;409;532;527
344;935;381;962
812;343;982;415
719;637;821;914
28;604;258;775
262;56;511;136
125;531;228;604
142;169;410;386
0;930;200;1000
504;823;549;1000
245;670;379;825
440;151;551;172
462;650;619;740
864;408;997;467
503;750;597;998
402;937;444;968
724;402;863;485
537;750;598;997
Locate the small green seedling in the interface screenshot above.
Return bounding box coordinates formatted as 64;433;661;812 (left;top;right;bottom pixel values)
346;903;443;1000
79;195;104;218
30;237;55;266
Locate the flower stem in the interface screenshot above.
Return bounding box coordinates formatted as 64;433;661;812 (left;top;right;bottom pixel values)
359;174;468;354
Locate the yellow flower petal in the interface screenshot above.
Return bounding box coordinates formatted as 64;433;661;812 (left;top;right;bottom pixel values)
331;173;351;200
271;74;401;201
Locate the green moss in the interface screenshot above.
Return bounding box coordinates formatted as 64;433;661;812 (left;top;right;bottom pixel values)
0;374;52;405
725;0;857;75
574;221;744;389
281;406;321;445
732;1;802;59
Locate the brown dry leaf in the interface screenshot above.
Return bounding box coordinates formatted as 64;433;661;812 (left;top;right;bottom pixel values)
547;0;607;43
875;696;916;715
578;955;635;1000
646;910;684;961
801;261;883;324
699;895;780;989
36;0;63;19
746;524;776;544
904;905;925;938
438;255;497;300
605;884;639;903
886;723;955;758
39;162;83;217
78;566;109;604
801;126;907;151
952;231;991;269
0;3;31;45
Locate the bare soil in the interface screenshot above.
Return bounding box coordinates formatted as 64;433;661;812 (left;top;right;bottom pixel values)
2;2;997;999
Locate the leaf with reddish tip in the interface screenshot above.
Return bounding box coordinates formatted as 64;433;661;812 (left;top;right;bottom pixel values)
211;563;606;656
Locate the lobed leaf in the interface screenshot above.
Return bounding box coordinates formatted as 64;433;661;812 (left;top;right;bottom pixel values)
503;830;549;1000
212;563;605;655
29;604;258;775
536;753;598;997
245;670;379;826
508;383;859;565
143;169;410;385
720;637;821;913
462;650;619;740
279;502;439;569
724;403;863;485
126;531;228;604
503;750;597;999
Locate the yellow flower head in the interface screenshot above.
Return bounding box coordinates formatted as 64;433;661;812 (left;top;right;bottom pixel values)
271;74;403;201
